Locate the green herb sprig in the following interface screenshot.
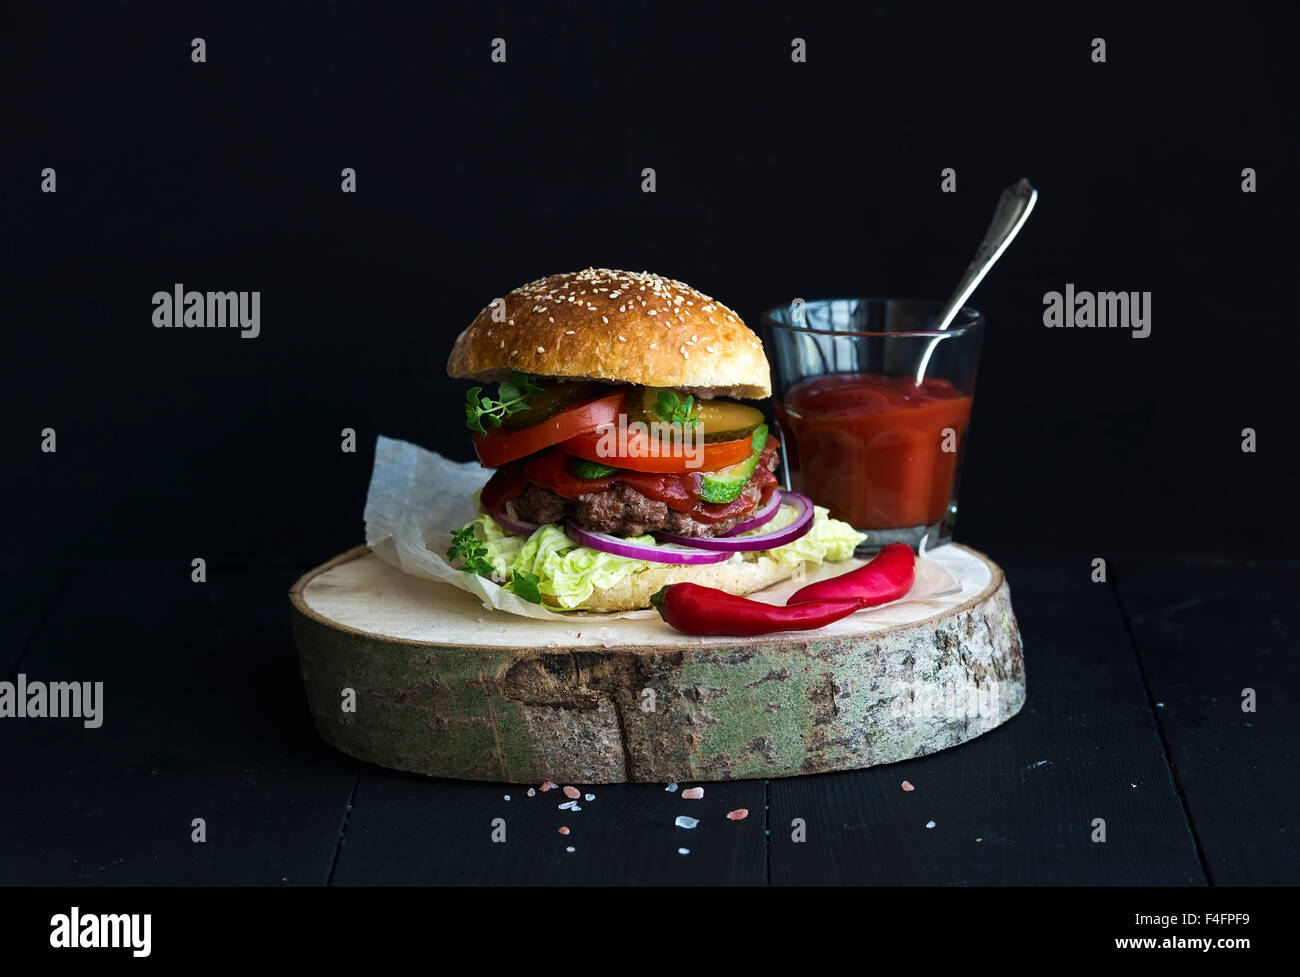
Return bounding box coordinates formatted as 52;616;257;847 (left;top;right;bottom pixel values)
448;526;543;604
652;390;699;427
447;525;494;575
465;371;546;434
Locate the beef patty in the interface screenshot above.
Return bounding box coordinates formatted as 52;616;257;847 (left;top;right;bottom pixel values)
510;442;780;538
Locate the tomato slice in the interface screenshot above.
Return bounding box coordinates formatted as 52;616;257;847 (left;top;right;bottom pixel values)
522;449;618;497
561;426;754;473
471;390;625;468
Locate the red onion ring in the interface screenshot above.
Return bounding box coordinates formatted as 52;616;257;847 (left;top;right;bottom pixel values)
720;489;784;537
486;508;538;536
565;522;731;565
654;492;815;552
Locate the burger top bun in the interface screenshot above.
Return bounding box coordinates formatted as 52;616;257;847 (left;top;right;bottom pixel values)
447;268;772;399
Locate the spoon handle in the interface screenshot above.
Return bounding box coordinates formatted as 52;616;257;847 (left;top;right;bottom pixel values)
934;178;1038;333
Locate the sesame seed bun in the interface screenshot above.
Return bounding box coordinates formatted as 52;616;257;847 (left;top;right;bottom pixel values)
447;268;772;399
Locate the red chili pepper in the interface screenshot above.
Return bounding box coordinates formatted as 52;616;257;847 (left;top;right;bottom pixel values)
786;542;915;606
650;583;865;637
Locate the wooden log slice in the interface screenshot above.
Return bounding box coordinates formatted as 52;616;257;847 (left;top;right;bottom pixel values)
289;545;1026;783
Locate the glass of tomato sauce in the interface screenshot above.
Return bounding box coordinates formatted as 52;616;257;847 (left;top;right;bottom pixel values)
762;298;984;552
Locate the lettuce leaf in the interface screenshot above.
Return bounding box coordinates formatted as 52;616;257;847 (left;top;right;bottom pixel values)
456;513;524;575
455;508;865;610
735;503;866;566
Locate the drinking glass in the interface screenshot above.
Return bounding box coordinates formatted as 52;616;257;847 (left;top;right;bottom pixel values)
761;298;984;552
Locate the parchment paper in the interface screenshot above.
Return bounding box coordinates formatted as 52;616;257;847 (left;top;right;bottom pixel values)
364;435;961;621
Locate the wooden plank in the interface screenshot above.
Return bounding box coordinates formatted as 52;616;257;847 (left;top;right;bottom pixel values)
768;560;1205;885
0;565;358;885
0;569;68;674
1115;560;1300;885
331;772;766;885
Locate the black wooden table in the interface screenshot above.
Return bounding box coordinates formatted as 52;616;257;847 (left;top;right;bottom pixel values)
2;556;1295;886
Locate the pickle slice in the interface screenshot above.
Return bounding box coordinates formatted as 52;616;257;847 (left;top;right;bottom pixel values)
635;388;764;443
698;425;768;503
501;380;604;429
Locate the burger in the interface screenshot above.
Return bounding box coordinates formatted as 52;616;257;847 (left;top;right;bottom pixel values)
445;268;864;611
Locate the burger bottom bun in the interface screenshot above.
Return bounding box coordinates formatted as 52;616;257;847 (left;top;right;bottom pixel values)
574;554;799;613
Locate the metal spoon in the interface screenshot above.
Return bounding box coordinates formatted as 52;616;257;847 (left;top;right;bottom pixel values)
914;177;1038;382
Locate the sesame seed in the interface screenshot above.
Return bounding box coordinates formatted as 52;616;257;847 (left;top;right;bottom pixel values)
618;335;626;342
537;346;545;353
601;315;608;323
648;310;657;316
649;342;657;348
565;329;576;335
549;317;555;323
706;345;716;352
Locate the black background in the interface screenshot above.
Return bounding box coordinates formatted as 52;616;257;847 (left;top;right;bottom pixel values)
5;1;1296;574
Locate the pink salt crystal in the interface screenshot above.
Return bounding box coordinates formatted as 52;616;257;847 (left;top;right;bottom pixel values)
726;809;749;821
540;781;557;792
901;781;915;792
681;787;704;800
563;786;581;799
